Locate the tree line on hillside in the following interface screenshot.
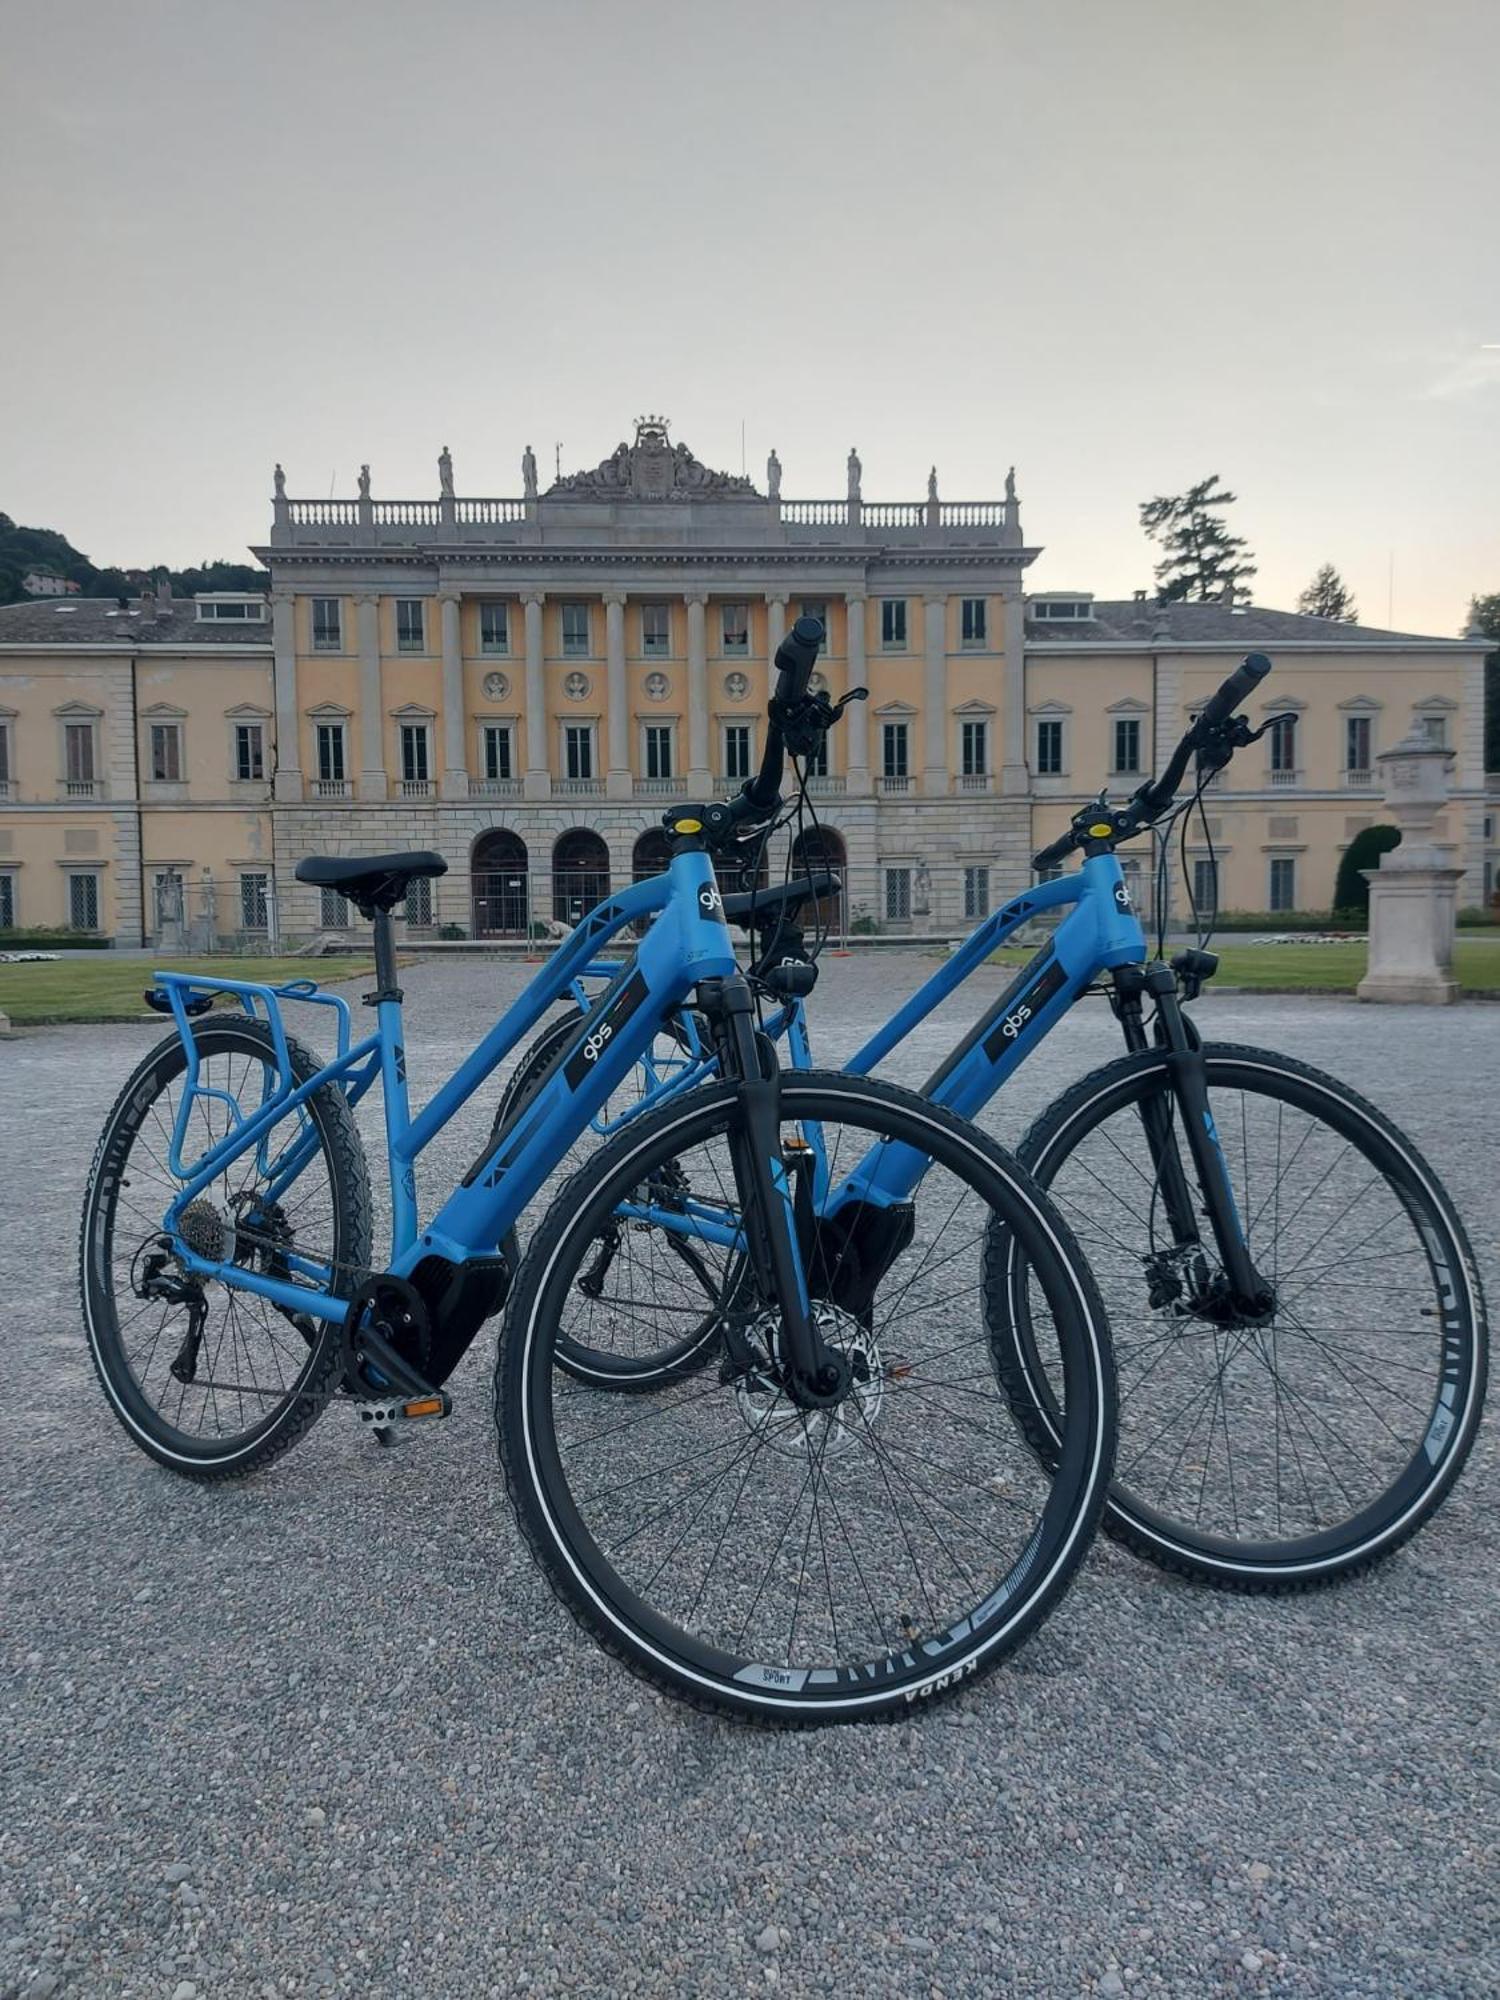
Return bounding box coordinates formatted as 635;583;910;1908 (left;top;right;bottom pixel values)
0;513;264;607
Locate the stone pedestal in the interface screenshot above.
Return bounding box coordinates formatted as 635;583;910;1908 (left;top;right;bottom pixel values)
1356;732;1464;1006
1357;865;1464;1003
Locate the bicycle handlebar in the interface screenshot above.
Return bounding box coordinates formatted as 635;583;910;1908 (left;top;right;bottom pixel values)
738;615;826;817
1030;652;1273;872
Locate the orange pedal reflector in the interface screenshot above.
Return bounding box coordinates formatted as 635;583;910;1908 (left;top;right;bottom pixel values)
403;1396;445;1419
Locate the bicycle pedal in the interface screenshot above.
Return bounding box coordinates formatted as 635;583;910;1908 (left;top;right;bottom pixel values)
353;1391;451;1432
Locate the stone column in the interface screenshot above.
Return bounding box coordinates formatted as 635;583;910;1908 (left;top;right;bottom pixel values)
765;593;788;706
355;593;386;801
439;589;467;799
522;591;550;799
1357;734;1465;1004
844;594;870;793
604;592;631;799
271;588;302;800
686;591;710;791
922;594;949;796
1001;585;1028;795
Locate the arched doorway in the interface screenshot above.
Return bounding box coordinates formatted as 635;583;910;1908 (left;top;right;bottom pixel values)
790;825;846;933
631;827;673;886
471;829;529;938
629;827;675;936
552;829;611;924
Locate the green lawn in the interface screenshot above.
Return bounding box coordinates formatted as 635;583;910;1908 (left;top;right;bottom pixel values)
0;956;375;1026
988;935;1500;995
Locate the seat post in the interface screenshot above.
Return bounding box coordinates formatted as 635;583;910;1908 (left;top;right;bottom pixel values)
370;909;401;1003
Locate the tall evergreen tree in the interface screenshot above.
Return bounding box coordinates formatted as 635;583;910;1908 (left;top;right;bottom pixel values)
1470;593;1500;773
1298;563;1358;623
1139;475;1257;605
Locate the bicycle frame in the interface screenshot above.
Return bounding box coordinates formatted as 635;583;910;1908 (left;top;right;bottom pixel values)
604;854;1147;1249
151;847;741;1324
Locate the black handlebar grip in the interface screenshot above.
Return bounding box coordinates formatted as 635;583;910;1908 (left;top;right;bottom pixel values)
773;614;825;706
1196;652;1272;734
1031;831;1077;872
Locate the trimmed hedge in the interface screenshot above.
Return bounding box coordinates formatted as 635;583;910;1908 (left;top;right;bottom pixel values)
0;927;113;951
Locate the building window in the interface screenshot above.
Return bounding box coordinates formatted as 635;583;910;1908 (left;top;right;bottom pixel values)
642;604;671;657
406;876;433;927
1030;598;1094;622
882;721;909;780
319;886;351;929
396;599;426;653
64;721;96;785
1418;712;1448;748
961;598;987;647
1344;714;1372;772
961;719;989;778
234;723;265;782
800;601;829;650
196;596;267;622
316;722;347;783
480;603;510;655
723;723;752;781
561;602;591;657
880;600;907;650
399;724;431;784
1269;857;1297;912
1113;717;1142;773
963;865;990;919
312;597;342;650
239;873;269;932
69;873;100;931
482;724;514;782
885;867;912;922
1192;857;1218;913
1035;718;1064;775
721;603;749;655
1268;713;1297;774
150;722;182;783
804;733;829;778
564;724;594;781
644;725;674;780
0;873;14;929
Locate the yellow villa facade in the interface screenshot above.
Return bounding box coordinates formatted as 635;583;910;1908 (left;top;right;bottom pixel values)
0;420;1493;944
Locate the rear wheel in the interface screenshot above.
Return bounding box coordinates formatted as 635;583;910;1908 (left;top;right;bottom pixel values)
498;1071;1115;1723
496;1003;720;1388
80;1020;372;1479
989;1043;1487;1590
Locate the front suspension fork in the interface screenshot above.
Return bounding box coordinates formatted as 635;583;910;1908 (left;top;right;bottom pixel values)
1112;964;1273;1314
697;975;843;1406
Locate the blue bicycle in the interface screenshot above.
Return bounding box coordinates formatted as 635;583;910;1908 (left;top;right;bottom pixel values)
504;651;1488;1595
79;620;1117;1723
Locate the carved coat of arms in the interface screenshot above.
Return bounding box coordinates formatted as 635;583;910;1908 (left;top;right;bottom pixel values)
548;417;760;501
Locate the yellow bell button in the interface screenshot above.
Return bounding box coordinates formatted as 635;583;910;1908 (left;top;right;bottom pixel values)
1088;822;1113;838
674;818;703;834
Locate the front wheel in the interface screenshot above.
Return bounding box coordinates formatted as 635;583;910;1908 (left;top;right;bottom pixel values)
497;1071;1116;1724
989;1043;1487;1591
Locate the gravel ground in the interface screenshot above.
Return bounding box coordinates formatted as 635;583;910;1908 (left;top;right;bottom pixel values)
2;951;1497;2000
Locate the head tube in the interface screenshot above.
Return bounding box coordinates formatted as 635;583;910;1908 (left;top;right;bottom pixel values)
649;846;738;980
1055;851;1147;974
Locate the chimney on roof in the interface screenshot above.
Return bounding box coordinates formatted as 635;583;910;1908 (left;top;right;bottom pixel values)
139;587;155;617
1133;588;1147;602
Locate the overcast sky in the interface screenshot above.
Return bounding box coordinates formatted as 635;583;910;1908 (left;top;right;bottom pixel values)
2;0;1495;634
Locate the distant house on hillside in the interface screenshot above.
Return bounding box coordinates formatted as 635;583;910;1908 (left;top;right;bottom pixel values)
21;570;79;598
